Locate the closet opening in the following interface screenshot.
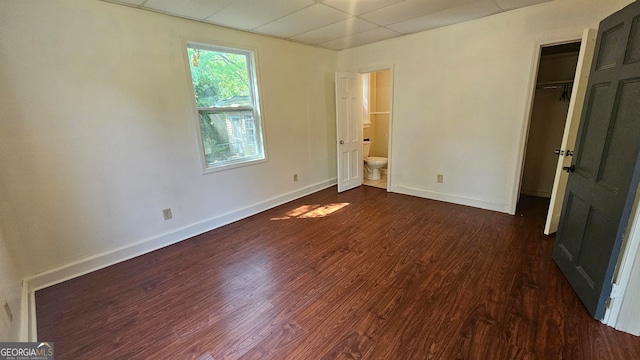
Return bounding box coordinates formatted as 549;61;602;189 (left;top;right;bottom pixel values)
519;41;582;230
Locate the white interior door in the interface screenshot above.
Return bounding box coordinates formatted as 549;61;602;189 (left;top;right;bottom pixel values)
544;28;598;235
336;72;362;192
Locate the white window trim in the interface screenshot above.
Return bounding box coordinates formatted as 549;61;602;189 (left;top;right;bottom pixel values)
184;41;268;174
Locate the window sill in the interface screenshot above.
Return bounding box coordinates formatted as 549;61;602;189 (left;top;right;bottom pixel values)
202;156;268;174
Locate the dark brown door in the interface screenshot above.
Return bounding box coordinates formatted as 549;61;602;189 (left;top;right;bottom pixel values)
552;0;640;319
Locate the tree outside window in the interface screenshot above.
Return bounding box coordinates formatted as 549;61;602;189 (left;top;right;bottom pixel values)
186;43;265;172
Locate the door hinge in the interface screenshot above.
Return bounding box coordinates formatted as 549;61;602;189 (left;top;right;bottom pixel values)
610;283;623;298
605;283;623;310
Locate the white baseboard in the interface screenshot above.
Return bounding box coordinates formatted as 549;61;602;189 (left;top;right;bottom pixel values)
391;185;511;214
21;178;337;341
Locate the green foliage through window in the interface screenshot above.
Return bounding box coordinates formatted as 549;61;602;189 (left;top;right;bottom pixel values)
186;42;265;171
187;48;250;107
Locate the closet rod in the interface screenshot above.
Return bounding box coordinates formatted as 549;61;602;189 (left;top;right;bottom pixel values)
536;80;573;89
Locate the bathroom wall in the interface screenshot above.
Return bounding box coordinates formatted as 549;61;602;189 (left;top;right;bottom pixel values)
372;71;391;158
521;52;579;198
363;74;376;150
363;73;378;154
363;125;376;150
363;70;390;158
373;114;389;158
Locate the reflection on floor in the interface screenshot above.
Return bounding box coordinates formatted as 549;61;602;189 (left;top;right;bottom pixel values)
364;174;387;189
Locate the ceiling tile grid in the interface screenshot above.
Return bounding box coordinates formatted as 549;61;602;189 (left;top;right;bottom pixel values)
290;17;379;45
387;0;503;34
253;3;350;38
101;0;554;50
206;0;315;31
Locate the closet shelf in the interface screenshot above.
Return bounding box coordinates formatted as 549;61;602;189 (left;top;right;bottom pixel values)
370;111;390;115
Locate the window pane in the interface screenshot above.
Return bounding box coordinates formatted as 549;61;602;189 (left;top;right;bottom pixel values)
186;42;265;172
187;47;250;108
199;110;262;166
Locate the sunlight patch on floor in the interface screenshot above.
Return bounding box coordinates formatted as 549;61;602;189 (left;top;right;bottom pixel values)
270;203;350;220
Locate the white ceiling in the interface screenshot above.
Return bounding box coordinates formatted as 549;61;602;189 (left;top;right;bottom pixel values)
103;0;553;50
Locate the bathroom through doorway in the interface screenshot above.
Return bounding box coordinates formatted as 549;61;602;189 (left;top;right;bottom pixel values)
362;68;392;190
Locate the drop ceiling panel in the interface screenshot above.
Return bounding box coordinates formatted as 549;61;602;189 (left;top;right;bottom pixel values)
207;0;315;31
494;0;552;11
361;0;477;26
254;4;350;38
101;0;559;50
143;0;235;20
291;18;379;45
388;0;502;34
320;0;406;16
320;27;402;50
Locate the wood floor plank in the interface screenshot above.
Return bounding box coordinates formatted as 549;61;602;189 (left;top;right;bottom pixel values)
35;187;640;359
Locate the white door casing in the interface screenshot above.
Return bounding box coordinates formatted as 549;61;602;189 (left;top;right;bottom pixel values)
544;28;598;235
336;72;363;192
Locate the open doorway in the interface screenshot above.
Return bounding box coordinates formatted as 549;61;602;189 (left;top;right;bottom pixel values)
520;42;581;200
362;69;391;190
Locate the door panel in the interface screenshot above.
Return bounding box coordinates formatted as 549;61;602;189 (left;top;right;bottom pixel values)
574;84;613;178
625;17;640;63
595;24;626;70
557;192;589;260
552;1;640;319
598;80;640;189
577;208;611;285
336;72;362;192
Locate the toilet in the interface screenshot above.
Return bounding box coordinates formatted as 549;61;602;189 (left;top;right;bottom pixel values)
362;140;388;180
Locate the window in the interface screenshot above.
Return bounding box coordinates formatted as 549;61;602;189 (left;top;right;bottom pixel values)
186;42;265;172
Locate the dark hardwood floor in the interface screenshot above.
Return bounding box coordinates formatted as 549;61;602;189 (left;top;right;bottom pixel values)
36;186;640;359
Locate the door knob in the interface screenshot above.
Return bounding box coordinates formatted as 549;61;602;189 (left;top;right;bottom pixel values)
339;140;344;144
563;165;576;173
566;150;574;156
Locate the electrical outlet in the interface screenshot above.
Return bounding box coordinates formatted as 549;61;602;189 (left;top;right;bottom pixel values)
437;174;444;183
162;208;172;220
3;301;13;322
293;173;298;182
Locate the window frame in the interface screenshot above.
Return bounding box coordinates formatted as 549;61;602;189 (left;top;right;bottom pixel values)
184;41;267;174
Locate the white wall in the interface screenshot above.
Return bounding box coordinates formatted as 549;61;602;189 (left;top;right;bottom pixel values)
0;0;336;281
337;0;633;212
0;227;22;341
